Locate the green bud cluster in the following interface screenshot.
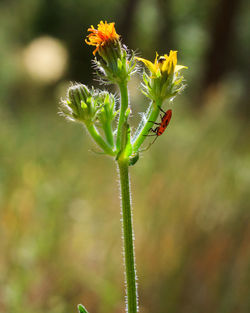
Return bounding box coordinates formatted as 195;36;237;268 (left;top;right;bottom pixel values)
60;83;118;155
60;84;118;126
60;84;96;123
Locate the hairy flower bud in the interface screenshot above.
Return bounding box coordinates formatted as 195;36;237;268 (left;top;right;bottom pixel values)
96;91;117;124
60;83;99;124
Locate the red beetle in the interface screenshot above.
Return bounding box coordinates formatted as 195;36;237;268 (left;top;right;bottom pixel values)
145;107;172;146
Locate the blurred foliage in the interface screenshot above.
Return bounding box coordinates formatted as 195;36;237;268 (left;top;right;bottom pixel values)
1;0;250;312
1;102;250;313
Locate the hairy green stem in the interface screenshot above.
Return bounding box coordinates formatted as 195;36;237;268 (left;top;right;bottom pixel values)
132;99;163;152
116;78;137;313
116;82;129;151
103;122;114;148
86;124;115;156
118;160;138;313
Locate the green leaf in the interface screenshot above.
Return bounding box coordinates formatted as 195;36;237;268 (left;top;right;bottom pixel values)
77;304;89;313
123;122;133;158
129;152;139;166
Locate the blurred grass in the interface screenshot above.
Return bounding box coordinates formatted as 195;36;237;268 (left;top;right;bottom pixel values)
1;94;250;313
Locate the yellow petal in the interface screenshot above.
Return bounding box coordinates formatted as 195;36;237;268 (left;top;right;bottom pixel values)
175;65;188;72
136;57;158;75
154;52;159;67
169;50;177;68
161;57;170;73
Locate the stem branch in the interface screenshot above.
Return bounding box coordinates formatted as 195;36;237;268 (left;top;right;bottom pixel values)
132;99;163;152
86;124;115;156
103;122;114;148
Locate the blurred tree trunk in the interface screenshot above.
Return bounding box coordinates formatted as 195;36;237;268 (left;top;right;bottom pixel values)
239;77;250;118
201;0;242;104
156;0;174;53
118;0;140;46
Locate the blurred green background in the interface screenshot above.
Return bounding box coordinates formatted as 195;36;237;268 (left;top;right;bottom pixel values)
1;0;250;312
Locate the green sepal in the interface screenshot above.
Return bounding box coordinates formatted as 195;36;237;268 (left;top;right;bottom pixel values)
142;72;150;87
117;58;123;71
77;304;89;313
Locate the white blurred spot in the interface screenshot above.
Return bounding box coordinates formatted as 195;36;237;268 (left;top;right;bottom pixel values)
22;36;68;83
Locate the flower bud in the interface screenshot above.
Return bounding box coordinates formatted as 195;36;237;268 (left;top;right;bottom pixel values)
60;83;99;124
96;91;117;125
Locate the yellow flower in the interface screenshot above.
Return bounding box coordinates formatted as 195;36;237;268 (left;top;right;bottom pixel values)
136;51;188;100
85;21;120;55
136;50;187;77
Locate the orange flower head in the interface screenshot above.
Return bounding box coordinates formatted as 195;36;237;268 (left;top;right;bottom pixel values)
85;21;120;55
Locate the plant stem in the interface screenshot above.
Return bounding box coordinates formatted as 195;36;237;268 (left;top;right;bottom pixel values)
86;124;115;156
132;99;163;152
117;79;137;312
103;122;114;148
116;82;129;151
118;160;138;313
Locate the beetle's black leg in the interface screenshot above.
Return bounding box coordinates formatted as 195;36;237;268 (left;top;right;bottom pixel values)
158;105;165;114
148;121;161;125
